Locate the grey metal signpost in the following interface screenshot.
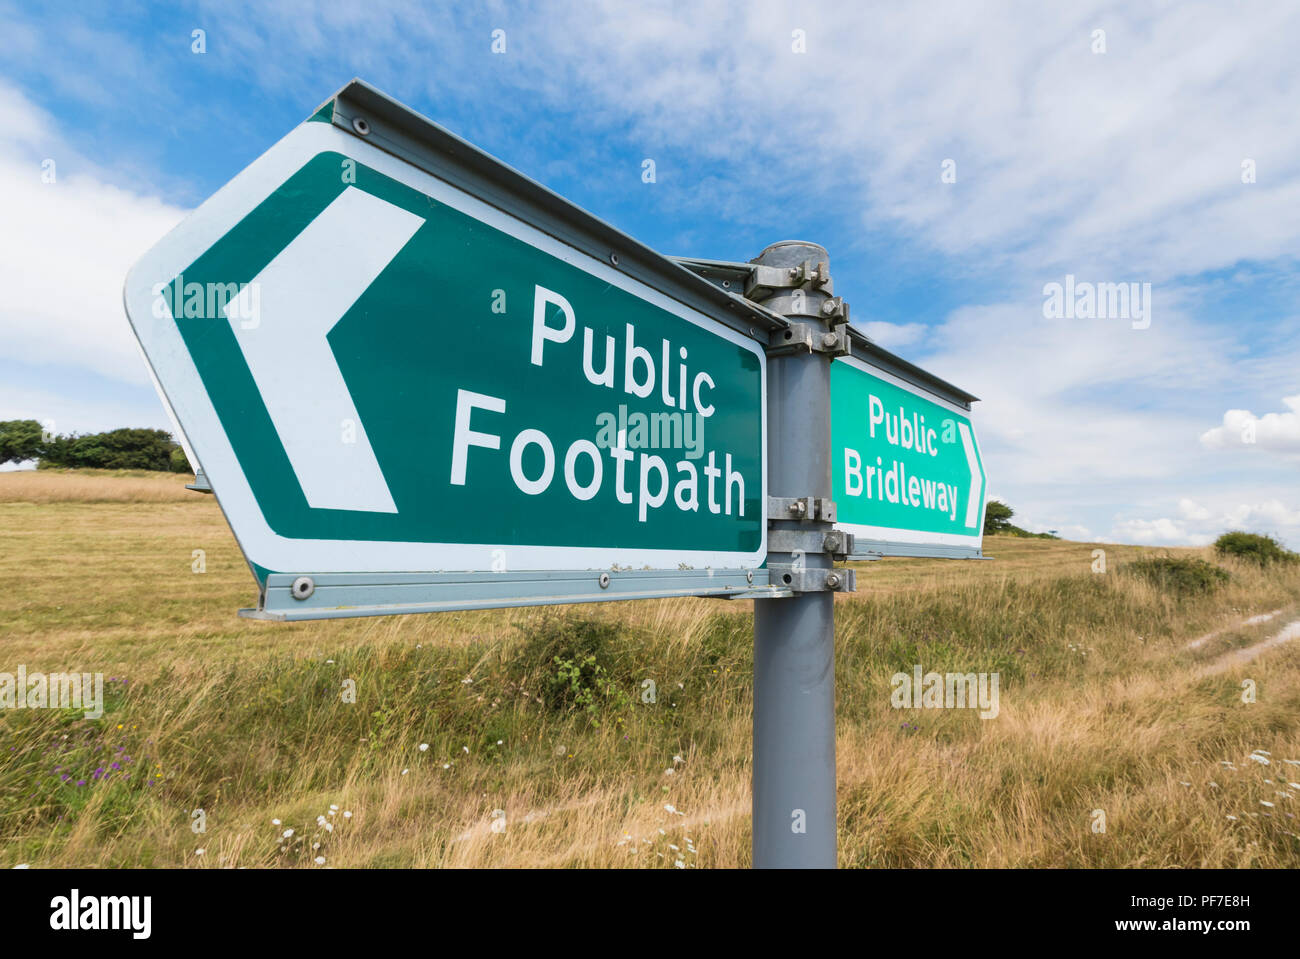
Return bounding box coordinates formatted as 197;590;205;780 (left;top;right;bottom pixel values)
750;241;848;869
127;79;986;872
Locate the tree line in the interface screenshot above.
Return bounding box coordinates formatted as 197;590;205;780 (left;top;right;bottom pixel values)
0;419;190;472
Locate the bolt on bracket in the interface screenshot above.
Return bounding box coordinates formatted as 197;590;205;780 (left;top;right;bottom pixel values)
767;320;851;357
744;258;834;300
768;495;837;523
766;564;857;593
766;527;855;559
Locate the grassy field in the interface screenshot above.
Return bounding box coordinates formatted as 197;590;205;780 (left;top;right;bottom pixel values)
3;468;1300;868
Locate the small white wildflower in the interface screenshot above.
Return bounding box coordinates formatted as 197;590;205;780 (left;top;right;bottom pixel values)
1249;754;1271;765
401;768;409;775
325;822;333;832
282;828;294;838
1226;815;1239;821
442;763;450;769
462;746;469;754
329;804;338;811
194;848;205;856
497;740;503;745
12;864;29;869
664;804;678;814
674;859;685;869
317;815;327;826
673;754;684;764
1261;800;1275;807
272;818;282;825
343;811;352;819
314;856;326;865
664;768;674;776
419;743;429;752
325;659;335;664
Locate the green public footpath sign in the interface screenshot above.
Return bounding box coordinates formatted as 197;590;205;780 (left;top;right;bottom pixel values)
124;105;766;611
832;356;986;557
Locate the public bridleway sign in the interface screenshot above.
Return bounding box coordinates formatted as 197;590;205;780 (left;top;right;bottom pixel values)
124;81;769;619
832;354;986;559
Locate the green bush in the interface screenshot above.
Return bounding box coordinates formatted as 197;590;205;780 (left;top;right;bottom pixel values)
1214;531;1298;566
38;427;180;471
509;616;634;722
1125;556;1229;595
0;419;43;465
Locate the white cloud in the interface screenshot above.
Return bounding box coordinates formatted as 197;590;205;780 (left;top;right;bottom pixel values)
0;83;186;386
856;321;926;350
1111;516;1207;546
1200;395;1300;454
1111;497;1300;547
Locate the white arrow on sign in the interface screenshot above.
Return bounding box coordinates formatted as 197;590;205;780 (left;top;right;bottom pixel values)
224;186;424;513
958;422;983;529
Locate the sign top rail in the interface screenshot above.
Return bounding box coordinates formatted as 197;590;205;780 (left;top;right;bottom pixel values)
317;79;788;346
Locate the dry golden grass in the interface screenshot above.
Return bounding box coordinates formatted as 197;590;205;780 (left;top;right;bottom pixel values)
2;470;1300;868
0;468;195;504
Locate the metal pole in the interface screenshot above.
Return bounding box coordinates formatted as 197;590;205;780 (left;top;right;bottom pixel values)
752;240;838;868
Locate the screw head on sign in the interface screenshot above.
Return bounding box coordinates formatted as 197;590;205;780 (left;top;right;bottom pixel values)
598;572;611;589
351;116;370;136
822;332;838;347
825;573;841;589
291;576;315;600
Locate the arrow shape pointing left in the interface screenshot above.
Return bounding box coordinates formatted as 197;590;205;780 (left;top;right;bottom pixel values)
224;187;424;513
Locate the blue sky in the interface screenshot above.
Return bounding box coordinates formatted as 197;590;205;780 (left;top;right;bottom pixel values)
2;0;1298;546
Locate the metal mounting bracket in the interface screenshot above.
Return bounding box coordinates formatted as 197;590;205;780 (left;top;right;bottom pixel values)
767;321;851;357
768;495;837;523
766;564;856;593
767;528;855;559
745;258;833;300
